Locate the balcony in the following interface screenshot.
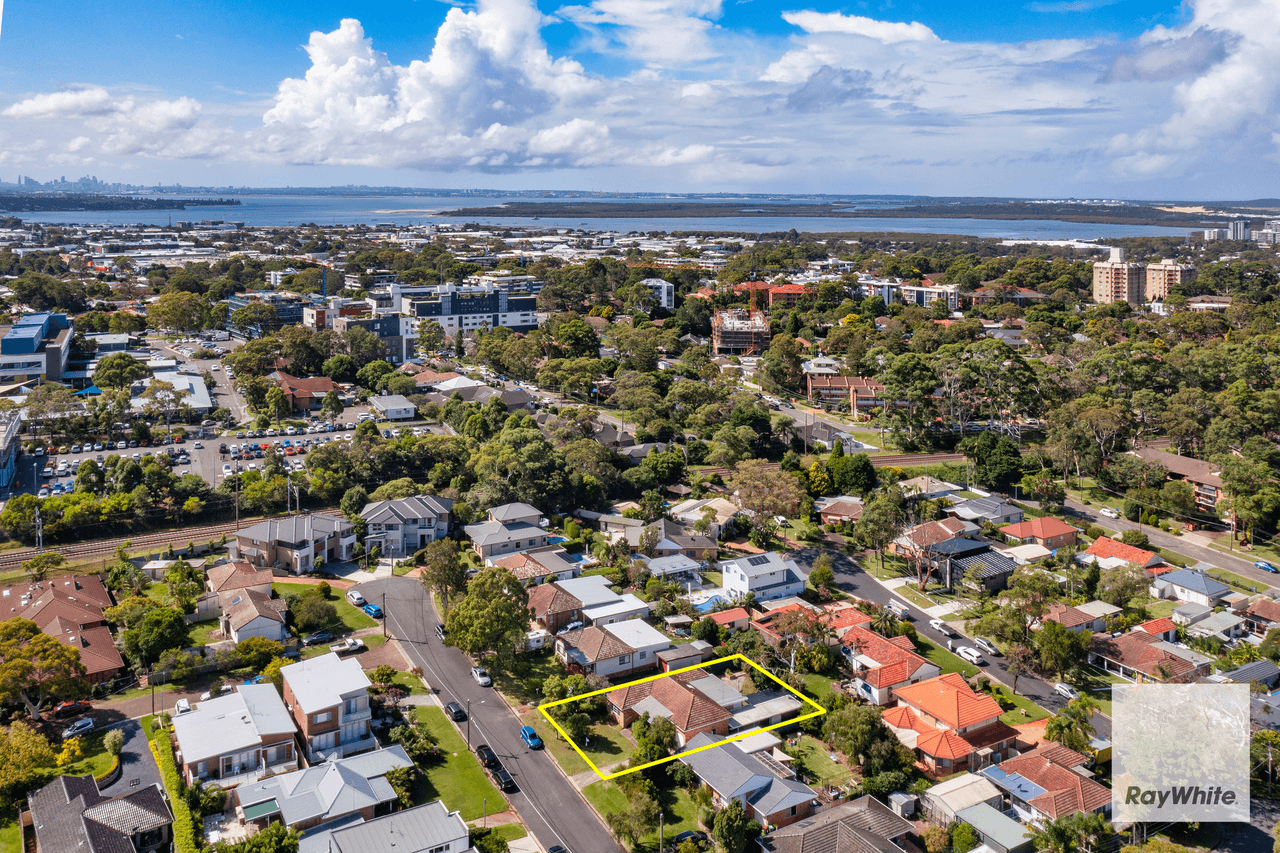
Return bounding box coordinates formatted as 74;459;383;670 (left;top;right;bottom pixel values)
306;732;379;763
206;754;298;788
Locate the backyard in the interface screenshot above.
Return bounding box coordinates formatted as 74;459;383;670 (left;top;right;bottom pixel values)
412;706;505;821
787;734;855;789
0;818;17;853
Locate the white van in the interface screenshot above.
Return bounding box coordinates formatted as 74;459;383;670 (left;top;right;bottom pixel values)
884;600;909;619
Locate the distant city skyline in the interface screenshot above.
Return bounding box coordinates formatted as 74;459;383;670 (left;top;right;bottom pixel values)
0;0;1275;197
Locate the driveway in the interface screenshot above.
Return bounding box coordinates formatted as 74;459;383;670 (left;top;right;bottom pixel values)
353;576;624;853
98;719;163;797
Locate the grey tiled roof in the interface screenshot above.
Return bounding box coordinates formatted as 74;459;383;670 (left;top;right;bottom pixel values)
28;776;173;853
757;795;912;853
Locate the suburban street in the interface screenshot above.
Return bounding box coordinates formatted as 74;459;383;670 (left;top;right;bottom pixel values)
357;576;624;853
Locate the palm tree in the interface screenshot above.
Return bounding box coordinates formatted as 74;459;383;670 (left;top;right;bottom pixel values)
1064;811;1111;853
870;607;899;636
1026;814;1080;853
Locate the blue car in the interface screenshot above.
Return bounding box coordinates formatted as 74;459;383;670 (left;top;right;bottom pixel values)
519;725;543;749
362;603;384;618
242;674;268;685
1256;560;1279;574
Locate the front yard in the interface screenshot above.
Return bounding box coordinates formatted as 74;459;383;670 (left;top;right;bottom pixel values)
1076;663;1128;716
522;709;633;778
273;582;377;633
914;636;983;680
582;779;701;849
413;706;504;821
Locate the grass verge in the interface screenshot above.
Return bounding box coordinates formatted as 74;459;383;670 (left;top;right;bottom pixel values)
413;706;504;821
523;709;632;778
914;636;983;680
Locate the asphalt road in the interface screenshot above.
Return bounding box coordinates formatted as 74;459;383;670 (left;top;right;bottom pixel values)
1063;496;1278;593
356;576;623;853
786;547;1113;739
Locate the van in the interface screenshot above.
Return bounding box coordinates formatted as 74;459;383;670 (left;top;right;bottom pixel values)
175;698;192;715
884;600;909;619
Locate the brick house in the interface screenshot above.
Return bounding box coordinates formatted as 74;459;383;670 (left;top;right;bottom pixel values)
841;626;941;706
980;743;1111;823
882;673;1020;776
280;652;375;761
999;517;1080;550
527;583;583;634
171;684;298;786
1088;630;1212;683
607;668;737;746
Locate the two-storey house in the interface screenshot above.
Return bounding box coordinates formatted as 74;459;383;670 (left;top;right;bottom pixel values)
360;495;454;559
231;514;356;574
464;520;549;562
721;552;807;604
555;620;671;678
281;652;375;761
881;673;1020;776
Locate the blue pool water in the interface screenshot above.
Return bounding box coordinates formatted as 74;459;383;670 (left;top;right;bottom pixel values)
693;596;728;614
548;536;567;544
564;553;587;564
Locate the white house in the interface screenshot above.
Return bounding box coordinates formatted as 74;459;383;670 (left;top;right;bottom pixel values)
639;278;676;310
1150;568;1232;608
327;800;473;853
556;575;649;625
370;394;416;420
464;520;549;561
360;495;453;558
720;552;807;603
555;620;670;678
171;684;298;786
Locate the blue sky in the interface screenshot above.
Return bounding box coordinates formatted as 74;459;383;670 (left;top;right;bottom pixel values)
0;0;1275;196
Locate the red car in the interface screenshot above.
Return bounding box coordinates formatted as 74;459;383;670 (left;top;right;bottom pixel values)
53;700;91;718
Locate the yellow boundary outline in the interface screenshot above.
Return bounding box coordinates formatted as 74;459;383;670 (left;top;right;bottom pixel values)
537;653;828;781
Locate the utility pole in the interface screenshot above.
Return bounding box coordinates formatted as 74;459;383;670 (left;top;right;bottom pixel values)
383;592;387;638
466;699;471;747
35;508;43;553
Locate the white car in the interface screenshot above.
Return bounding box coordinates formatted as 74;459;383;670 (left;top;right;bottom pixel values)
956;646;986;665
222;464;233;476
1099;507;1120;519
61;717;94;739
471;667;492;687
928;618;953;636
1054;682;1080;700
346;590;367;607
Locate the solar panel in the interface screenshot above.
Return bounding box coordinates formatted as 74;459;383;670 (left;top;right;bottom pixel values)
747;555;771;566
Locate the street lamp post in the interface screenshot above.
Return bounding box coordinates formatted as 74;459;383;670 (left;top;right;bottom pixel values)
466;699;471;747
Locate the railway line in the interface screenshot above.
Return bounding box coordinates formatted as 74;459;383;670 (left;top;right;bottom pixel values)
869;452;966;467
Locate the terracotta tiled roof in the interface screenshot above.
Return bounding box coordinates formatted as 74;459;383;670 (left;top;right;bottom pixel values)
647;678;733;732
821;606;872;635
51;624;124;677
559;625;633;662
709;607;749;625
206;561;274;594
528;584;581;617
1088;631;1197;680
881;705;920;730
1000;517;1080;541
1247;599;1280;624
1137;617;1177;636
899;518;968;550
916;728;973;761
841;627;932;688
998;745;1111;818
1042;602;1094;629
1084;537;1158;566
891;673;1003;730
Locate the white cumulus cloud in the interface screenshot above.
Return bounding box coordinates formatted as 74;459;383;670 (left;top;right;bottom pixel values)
780;10;939;43
4;87;113;118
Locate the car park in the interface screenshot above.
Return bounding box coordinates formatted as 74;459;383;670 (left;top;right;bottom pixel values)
471;667;491;687
956;646;985;665
475;744;498;767
346;590;367;607
519;725;543;749
1054;682;1080;700
62;718;94;739
445;702;467;721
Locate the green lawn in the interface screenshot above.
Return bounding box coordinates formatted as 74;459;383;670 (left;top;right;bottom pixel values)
476;824;528;843
582;780;701;849
1142;598;1177;619
273;583;377;632
0;817;18;853
490;652;563;706
54;731;115;778
700;571;723;588
387;670;429;695
413;706;504;821
992;685;1049;726
801;672;840;709
524;710;633;778
914;637;984;680
894;585;935;610
188;619;224;646
789;735;854;787
1076;663;1127;716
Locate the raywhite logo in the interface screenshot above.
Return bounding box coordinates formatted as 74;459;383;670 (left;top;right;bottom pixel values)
1113;683;1249;823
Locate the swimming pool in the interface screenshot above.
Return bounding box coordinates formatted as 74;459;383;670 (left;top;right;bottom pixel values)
548;536;567;544
693;595;728;614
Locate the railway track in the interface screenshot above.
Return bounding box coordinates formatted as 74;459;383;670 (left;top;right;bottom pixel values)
870;452;967;468
0;510;342;571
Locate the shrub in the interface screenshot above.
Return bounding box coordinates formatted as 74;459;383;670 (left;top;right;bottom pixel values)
104;728;125;757
1085;525;1107;540
150;736;198;852
316;580;331;599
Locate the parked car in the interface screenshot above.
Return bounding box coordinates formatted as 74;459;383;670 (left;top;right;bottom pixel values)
1099;507;1121;519
884;600;909;619
362;603;384;618
302;630;334;646
669;831;708;850
435;623;446;641
475;744;499;768
973;637;999;656
928;618;953;636
53;700;91;718
489;764;516;792
1256;560;1279;574
62;718;94;739
471;667;491;687
445;702;467;722
956;646;985;665
346;589;367;607
519;725;543;749
1054;682;1080;700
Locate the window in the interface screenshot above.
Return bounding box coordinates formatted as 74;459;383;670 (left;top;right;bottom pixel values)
789;805;798;817
314;711;332;724
638;651;646;660
618;654;630;664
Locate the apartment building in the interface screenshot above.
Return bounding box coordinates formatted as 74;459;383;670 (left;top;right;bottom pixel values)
402;282;538;336
226;291;306;336
1145;259;1196;301
712;309;770;355
0;312;74;382
638;277;676;310
230;514;356;573
332;314;415;363
1092;248;1144;304
281;652;376;761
